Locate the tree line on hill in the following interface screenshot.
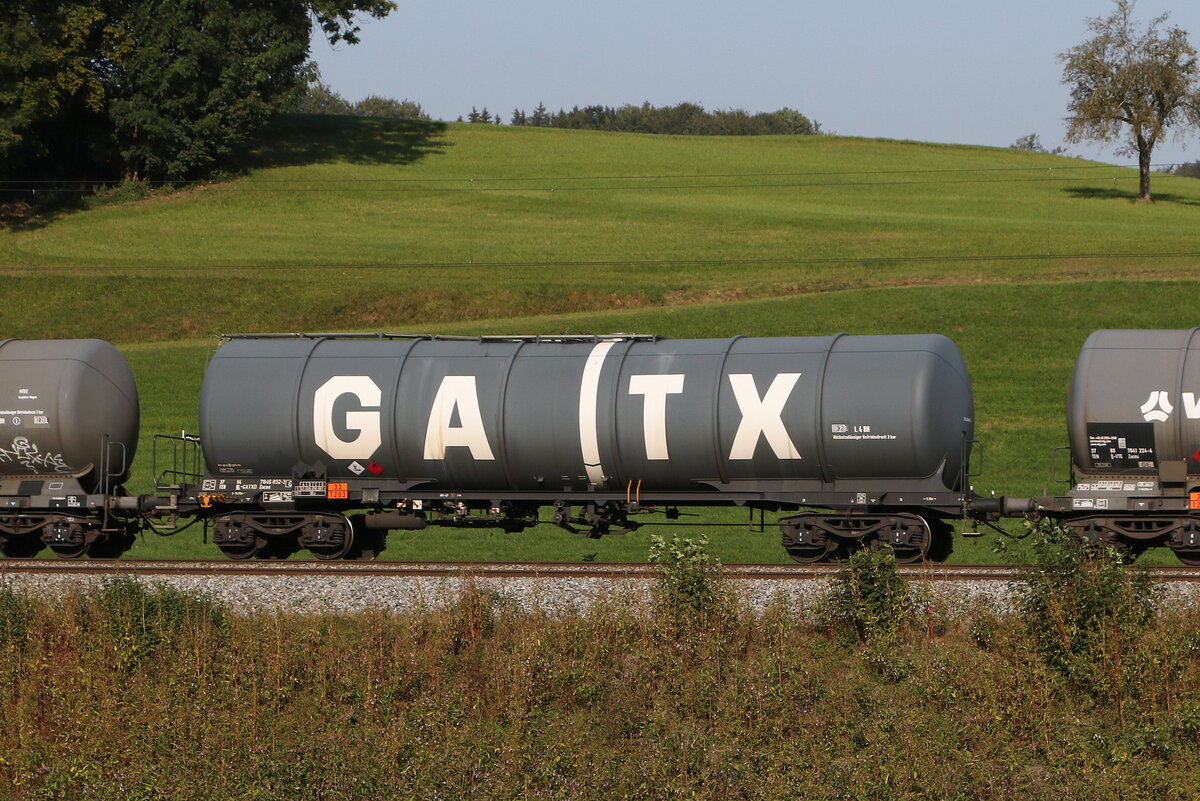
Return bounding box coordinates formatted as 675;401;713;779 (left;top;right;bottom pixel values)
1163;162;1200;179
291;81;431;120
1;0;395;186
293;84;821;138
469;102;821;136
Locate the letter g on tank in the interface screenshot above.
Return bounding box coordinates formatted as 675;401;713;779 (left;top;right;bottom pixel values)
313;376;382;460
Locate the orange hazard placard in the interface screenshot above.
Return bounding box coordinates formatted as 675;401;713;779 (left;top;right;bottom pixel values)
1190;492;1200;510
328;482;349;500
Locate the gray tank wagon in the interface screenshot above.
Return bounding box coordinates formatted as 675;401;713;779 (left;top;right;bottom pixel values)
1028;328;1200;563
187;332;977;562
0;339;142;557
43;327;1200;565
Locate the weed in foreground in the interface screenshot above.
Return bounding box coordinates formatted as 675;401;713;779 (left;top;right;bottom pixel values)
1015;519;1161;712
0;583;30;646
86;576;229;671
647;532;725;616
824;545;913;646
3;577;1200;798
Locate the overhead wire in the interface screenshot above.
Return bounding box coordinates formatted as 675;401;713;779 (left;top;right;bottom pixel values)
1;251;1197;272
0;163;1163;194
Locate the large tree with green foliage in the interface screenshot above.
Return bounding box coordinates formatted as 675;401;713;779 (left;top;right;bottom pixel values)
0;2;113;177
1060;0;1200;202
1;0;394;182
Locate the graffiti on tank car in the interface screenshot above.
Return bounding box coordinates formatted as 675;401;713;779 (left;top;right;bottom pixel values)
0;436;72;473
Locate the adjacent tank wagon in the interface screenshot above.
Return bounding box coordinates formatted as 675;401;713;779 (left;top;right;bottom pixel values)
1034;328;1200;563
0;339;142;557
190;332;977;561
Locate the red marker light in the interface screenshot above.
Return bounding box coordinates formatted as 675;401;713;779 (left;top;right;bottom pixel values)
367;461;384;475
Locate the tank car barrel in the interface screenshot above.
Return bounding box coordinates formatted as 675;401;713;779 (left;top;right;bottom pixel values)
199;333;975;497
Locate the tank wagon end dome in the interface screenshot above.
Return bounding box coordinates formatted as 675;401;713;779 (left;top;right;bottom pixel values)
1068;328;1200;476
0;339;140;490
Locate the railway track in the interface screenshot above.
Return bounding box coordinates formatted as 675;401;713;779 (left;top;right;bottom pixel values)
3;559;1200;582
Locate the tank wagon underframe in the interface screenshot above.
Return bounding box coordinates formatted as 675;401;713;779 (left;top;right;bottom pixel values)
0;478;141;558
171;473;970;563
1024;465;1200;563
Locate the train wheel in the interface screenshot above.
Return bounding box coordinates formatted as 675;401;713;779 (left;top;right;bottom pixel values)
1068;520;1108;546
876;516;931;564
1065;520;1150;564
49;541;89;559
0;535;44;558
924;519;955;563
300;516;354;561
780;519;839;563
783;540;837;563
345;516;384;561
217;540;259;560
1112;538;1150;564
214;516;259;559
1174;550;1200;566
86;530;136;559
308;527;353;561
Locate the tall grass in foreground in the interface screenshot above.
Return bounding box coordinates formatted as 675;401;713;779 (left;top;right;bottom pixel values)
2;568;1200;800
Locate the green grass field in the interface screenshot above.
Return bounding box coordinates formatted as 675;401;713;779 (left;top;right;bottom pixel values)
3;115;1199;341
3;114;1200;562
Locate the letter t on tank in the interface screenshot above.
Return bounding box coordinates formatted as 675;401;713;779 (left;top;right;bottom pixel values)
628;374;685;460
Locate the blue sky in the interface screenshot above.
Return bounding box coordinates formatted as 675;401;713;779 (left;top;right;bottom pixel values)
311;0;1200;167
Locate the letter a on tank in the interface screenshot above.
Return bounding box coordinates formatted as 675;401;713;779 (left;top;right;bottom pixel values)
424;375;496;460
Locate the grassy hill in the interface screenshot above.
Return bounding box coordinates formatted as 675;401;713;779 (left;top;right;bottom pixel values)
3;114;1198;341
3;114;1200;562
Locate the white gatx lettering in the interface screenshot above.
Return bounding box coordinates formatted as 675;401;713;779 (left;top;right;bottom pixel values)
423;375;495;460
628;374;685;460
579;342;617;484
728;373;802;460
313;376;382;460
